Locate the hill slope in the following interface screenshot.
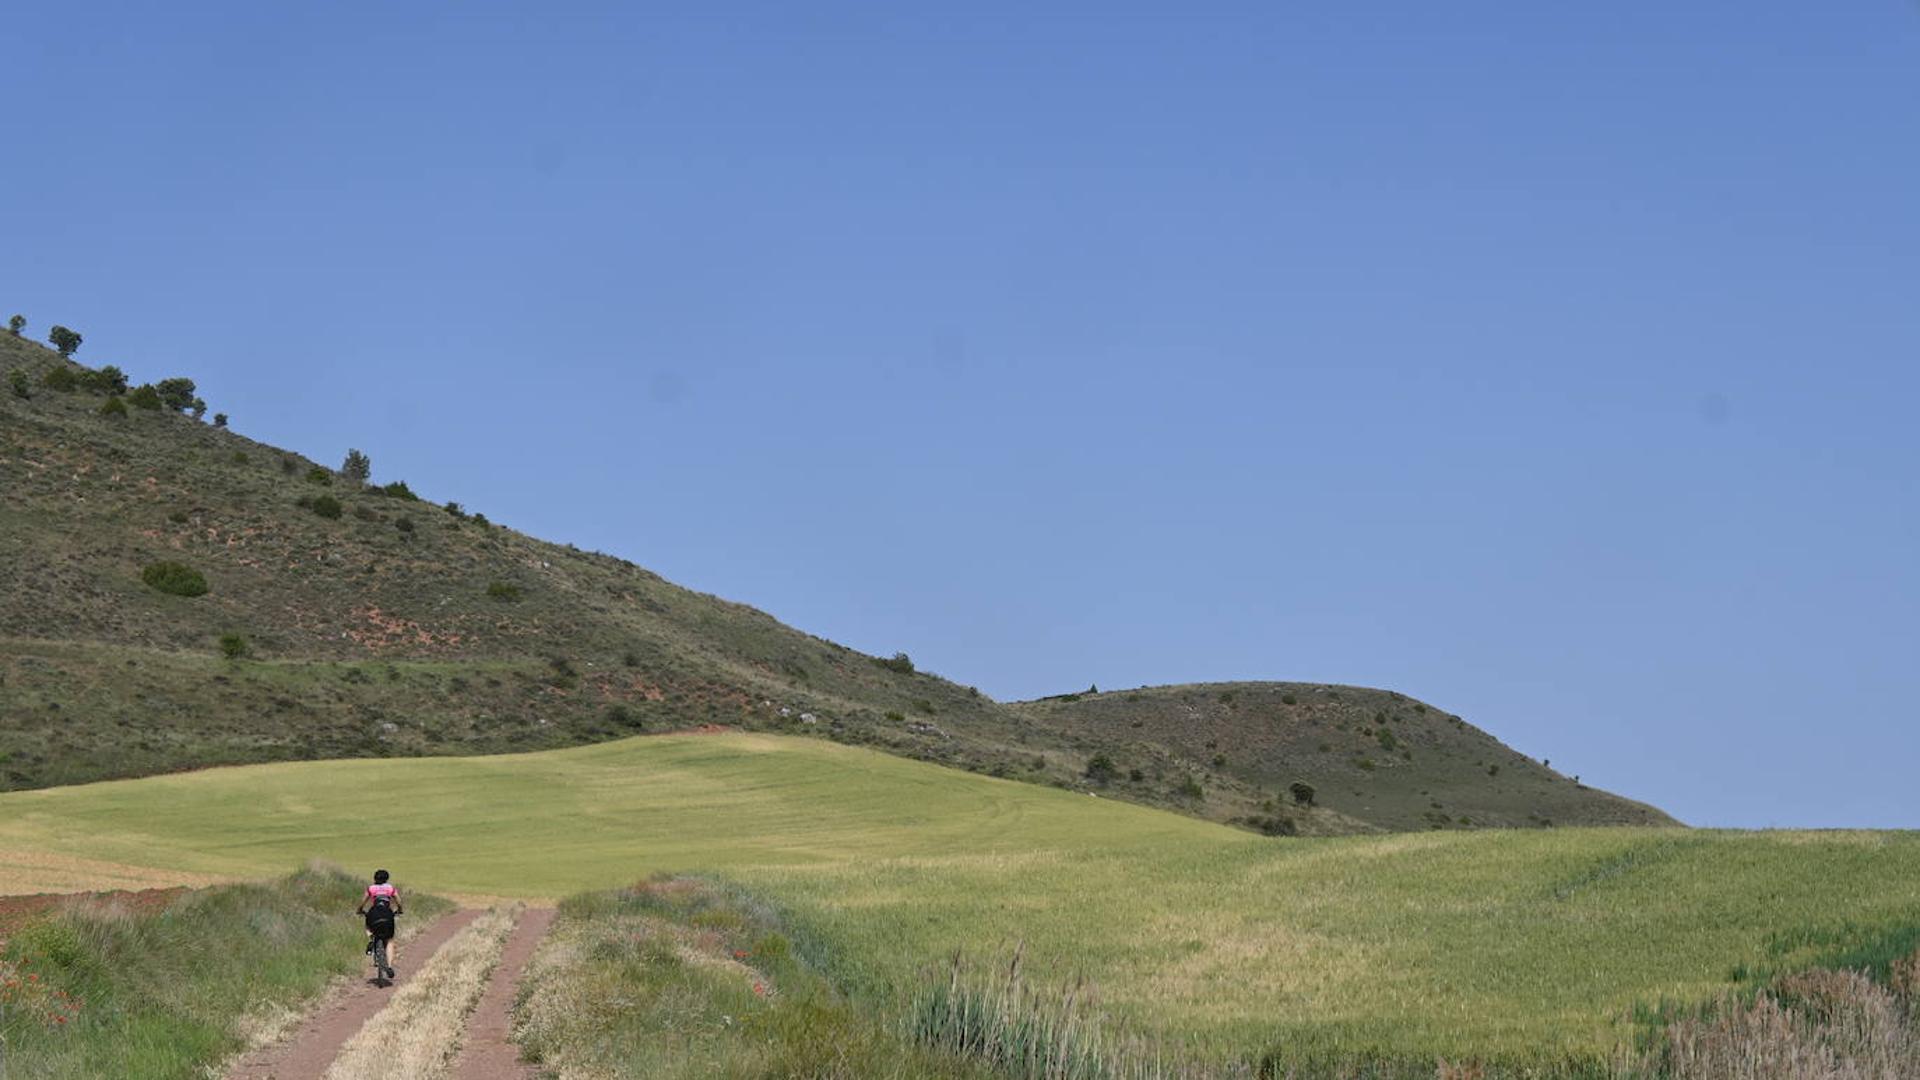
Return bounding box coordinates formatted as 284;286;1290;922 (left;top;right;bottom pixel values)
0;329;1674;831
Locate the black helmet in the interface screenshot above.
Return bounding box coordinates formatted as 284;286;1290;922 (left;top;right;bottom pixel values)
373;869;390;884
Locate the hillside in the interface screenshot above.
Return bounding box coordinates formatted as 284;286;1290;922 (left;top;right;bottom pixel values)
0;327;1674;832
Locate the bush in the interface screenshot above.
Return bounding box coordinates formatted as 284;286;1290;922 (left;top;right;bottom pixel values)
154;376;197;412
218;633;249;659
444;501;466;519
141;561;208;597
1177;775;1205;800
6;368;27;399
306;494;343;520
47;324;81;356
98;395;127;418
304;466;332;485
379;480;419;501
605;704;644;731
40;366;77;392
127;384;163;410
1128;768;1145;782
1376;729;1399;752
6;314;22;335
872;652;915;675
213;412;228;428
352;505;381;522
1084;753;1118;785
394;518;415;535
1249;814;1297;837
1289;781;1317;806
1281;693;1298;705
78;364;128;394
341;448;371;484
486;581;522;602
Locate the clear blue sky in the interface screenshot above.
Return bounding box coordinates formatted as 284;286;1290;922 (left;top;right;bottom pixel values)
5;3;1916;828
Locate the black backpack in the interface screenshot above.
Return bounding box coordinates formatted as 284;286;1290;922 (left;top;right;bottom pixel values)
365;896;396;937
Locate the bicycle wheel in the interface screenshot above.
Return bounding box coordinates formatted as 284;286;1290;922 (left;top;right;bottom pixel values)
372;937;390;982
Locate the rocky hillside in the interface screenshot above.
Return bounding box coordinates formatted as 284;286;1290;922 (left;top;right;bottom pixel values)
0;327;1676;832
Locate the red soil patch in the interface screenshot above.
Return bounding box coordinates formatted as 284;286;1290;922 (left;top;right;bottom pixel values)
0;887;185;946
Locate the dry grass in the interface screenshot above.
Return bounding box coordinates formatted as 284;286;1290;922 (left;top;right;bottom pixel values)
322;906;517;1080
1646;956;1920;1079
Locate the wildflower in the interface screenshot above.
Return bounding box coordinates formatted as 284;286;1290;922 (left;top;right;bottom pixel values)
752;981;767;996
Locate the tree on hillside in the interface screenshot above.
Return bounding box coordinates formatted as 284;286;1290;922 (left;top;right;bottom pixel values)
81;364;128;395
190;397;207;420
7;315;23;336
154;376;197;412
213;412;228;428
1289;781;1317;807
48;325;82;357
341;448;371;485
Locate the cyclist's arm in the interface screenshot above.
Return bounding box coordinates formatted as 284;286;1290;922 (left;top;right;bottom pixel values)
392;888;404;915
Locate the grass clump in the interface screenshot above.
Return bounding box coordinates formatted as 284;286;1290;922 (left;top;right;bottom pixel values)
910;946;1177;1079
517;877;990;1080
97;395;127;418
140;561;208;597
217;633;249;659
486;580;522;602
0;865;448;1080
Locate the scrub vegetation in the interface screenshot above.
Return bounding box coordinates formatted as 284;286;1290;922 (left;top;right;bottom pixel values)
0;328;1669;835
0;865;448;1080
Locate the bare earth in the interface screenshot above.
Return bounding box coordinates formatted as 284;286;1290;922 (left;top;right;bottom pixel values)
226;909;480;1080
453;907;558;1079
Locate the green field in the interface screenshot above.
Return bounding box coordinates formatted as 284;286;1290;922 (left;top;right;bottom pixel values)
1;732;1914;1070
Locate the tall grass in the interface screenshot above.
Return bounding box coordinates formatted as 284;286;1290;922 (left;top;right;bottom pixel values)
514;877;997;1080
909;946;1189;1080
0;864;446;1080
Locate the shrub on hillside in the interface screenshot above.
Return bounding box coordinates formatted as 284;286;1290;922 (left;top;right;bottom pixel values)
1084;753;1119;785
1289;780;1317;806
1281;693;1298;705
378;480;419;501
40;366;77;392
6;369;28;399
1177;775;1205;800
6;314;22;336
98;395;128;418
218;633;249;659
486;581;522;602
154;376;197;412
190;397;207;419
127;384;163;410
141;561;208;597
304;465;332;485
297;494;342;519
79;364;128;394
394;518;415;536
1249;814;1297;836
444;501;466;519
872;652;915;675
341;448;371;484
213;412;228;428
47;325;81;356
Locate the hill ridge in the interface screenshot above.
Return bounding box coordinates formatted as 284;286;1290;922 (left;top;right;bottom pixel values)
0;329;1675;832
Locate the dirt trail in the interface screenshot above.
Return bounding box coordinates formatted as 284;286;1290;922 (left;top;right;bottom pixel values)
226;908;480;1080
452;906;557;1079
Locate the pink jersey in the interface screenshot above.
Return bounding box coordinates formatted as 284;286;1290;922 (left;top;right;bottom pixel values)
366;883;397;904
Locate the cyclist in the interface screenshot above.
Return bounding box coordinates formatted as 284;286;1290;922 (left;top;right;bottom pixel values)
355;869;404;981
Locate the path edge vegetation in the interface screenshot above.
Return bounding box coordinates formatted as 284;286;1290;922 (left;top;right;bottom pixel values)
0;864;450;1080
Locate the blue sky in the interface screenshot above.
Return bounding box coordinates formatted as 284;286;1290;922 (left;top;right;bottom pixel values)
5;3;1916;827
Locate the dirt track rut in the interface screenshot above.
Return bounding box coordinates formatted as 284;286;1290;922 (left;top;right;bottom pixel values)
225;909;480;1080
